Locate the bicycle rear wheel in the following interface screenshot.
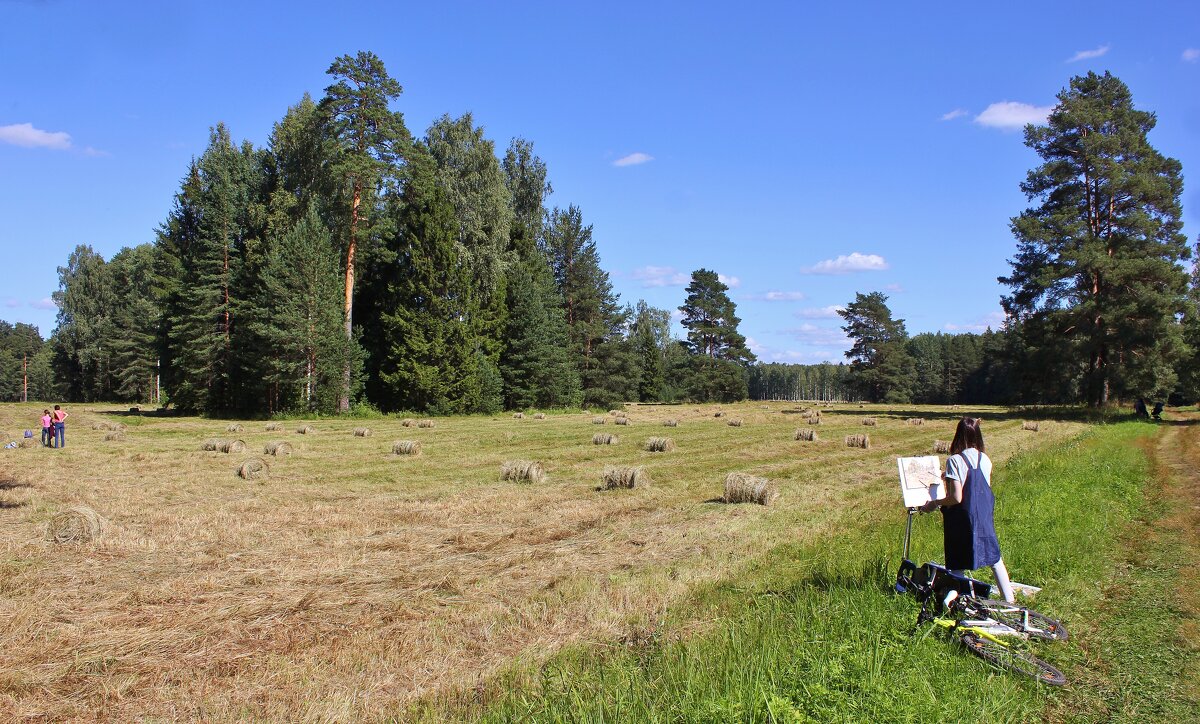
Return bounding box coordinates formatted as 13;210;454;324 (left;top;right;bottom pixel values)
959;597;1068;641
959;632;1066;686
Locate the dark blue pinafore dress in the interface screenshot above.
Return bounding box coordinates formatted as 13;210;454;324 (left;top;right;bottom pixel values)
941;450;1001;570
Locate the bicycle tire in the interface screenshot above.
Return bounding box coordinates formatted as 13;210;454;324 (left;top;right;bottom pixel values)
958;597;1068;641
959;632;1066;686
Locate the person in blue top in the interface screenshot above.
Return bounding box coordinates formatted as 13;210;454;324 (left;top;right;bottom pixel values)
920;417;1015;602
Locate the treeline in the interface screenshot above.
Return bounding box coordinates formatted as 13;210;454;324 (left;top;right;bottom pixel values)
0;322;55;401
46;52;759;415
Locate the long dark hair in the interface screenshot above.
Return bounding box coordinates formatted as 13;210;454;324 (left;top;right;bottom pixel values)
949;416;985;455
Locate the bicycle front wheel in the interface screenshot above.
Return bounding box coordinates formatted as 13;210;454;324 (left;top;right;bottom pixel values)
959;632;1066;686
958;597;1069;641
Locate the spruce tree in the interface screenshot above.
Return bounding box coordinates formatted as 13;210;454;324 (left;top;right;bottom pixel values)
1001;71;1190;405
107;244;161;401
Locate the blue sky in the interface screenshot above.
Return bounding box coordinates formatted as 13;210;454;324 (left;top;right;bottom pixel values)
2;0;1198;364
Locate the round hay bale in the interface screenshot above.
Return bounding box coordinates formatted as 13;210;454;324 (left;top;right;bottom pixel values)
417;419;435;429
218;439;246;454
845;434;870;449
861;417;877;427
592;416;607;425
297;425;316;435
392;440;422;456
933;440;951;454
201;438;222;452
662;418;678;427
1022;421;1040;432
353;427;372;437
592;433;619;445
645;436;675;452
723;472;778;505
18;437;36;448
727;419;743;427
714;411;726;418
806;415;821;426
237;457;270;480
614;417;630;426
794;428;817;441
92;422;107;430
401;419;415;428
264;440;293;456
907;418;924;426
500;460;545;483
513;412;525;419
608;409;621;416
533;413;546;420
103;431;125;442
227;423;245;433
265;422;283;432
45;506;106;544
603;466;650;490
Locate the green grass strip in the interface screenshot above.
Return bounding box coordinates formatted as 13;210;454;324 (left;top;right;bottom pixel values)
427;421;1192;722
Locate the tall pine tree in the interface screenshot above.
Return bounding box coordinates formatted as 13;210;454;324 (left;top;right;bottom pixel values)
838;291;914;403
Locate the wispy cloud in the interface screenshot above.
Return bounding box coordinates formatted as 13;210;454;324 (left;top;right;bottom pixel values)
718;273;741;289
782;323;851;348
801;252;889;275
940;108;968;121
974;101;1053;131
613;152;653;167
1067;44;1110;63
794;305;845;320
31;297;56;310
630;265;690;288
743;290;807;302
745;337;842;364
4;299;21;309
0;122;72;150
1184;48;1200;62
885;283;905;293
944;311;1006;333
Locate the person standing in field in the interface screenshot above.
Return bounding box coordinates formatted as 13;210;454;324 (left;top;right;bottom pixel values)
40;409;53;447
920;416;1016;602
52;404;68;449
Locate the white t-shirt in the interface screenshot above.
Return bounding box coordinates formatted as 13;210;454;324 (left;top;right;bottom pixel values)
944;448;992;486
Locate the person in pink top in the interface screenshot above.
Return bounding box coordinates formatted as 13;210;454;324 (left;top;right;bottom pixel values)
52;405;68;449
40;409;53;447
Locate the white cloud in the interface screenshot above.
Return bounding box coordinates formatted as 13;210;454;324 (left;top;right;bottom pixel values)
744;290;807;302
0;122;72;150
1184;48;1200;62
944;311;1006;333
940;108;968;121
974;102;1053;131
718;273;741;289
31;297;56;310
801;252;889;275
1067;44;1110;63
783;323;851;348
613;152;653;167
794;305;845;320
630;265;690;288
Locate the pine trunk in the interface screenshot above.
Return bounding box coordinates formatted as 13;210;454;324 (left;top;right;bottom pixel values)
340;182;361;412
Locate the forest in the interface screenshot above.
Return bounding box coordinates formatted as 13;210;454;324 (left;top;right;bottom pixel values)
7;63;1199;412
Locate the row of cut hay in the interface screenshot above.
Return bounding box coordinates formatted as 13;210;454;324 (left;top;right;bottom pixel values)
500;460;545;483
645;437;675;452
593;433;619;445
845;434;870;449
264;441;293;456
392;440;421;456
602;466;650;489
723;472;778;505
202;438;246;454
91;421;127;432
353;427;371;437
237;457;269;480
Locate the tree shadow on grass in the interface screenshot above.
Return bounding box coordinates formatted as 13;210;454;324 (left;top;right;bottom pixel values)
0;477;32;491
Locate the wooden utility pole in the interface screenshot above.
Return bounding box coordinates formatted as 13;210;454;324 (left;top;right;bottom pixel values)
22;354;28;403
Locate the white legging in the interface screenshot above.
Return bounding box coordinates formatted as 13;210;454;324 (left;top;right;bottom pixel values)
953;558;1015;602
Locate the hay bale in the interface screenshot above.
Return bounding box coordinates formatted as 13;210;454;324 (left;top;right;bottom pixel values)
662;418;678;427
794;428;817;441
727;419;743;427
933;440;951;454
265;422;283;432
602;466;650;490
353;427;372;437
714;411;726;418
645;436;675;452
201;438;220;451
861;417;877;427
392;440;421;456
907;418;924;426
614;417;630;426
592;433;619;445
227;423;245;433
533;413;546;420
237;457;270;480
1022;421;1040;432
845;434;870;449
401;419;415;427
500;460;545;483
204;439;245;454
723;472;778;505
18;437;36;448
513;412;525;419
806;415;821;426
608;409;621;416
297;425;316;435
264;440;293;456
103;431;125;442
417;419;435;429
91;422;106;430
592;416;607;425
45;506;106;544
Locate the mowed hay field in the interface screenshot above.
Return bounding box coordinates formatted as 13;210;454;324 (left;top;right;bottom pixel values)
0;402;1084;720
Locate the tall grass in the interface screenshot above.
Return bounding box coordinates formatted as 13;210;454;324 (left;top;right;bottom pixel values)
455;422;1169;722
